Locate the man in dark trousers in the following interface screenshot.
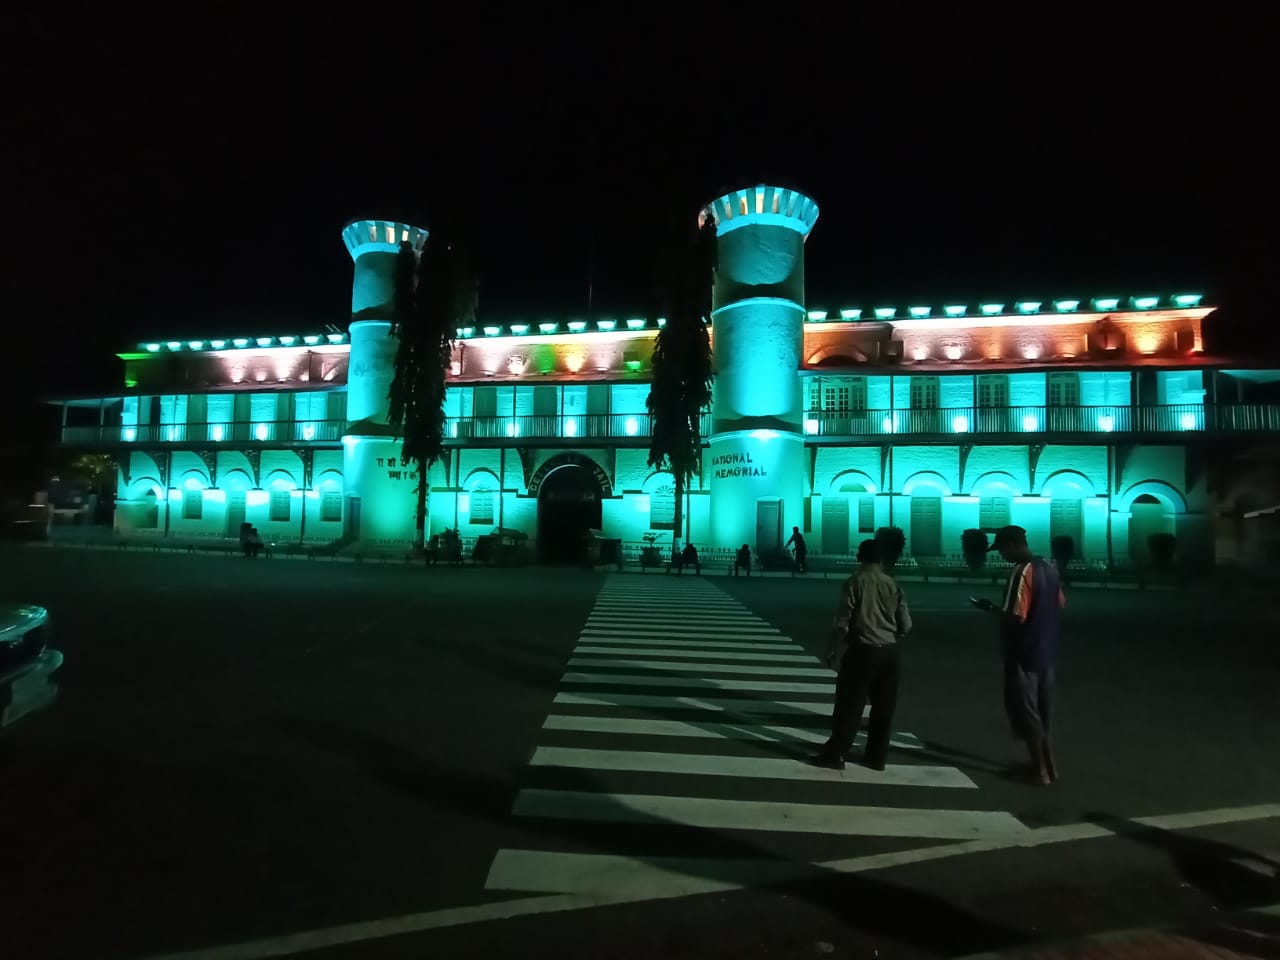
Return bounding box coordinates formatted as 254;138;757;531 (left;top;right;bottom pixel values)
809;538;912;771
973;525;1065;786
785;526;807;573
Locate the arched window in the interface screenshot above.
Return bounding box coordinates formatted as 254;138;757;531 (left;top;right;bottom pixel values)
649;481;676;530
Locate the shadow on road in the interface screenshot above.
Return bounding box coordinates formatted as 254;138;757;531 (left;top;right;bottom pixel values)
272;713;1035;957
1085;812;1280;910
1084;812;1280;957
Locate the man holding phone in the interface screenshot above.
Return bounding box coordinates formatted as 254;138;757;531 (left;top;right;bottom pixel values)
972;525;1065;786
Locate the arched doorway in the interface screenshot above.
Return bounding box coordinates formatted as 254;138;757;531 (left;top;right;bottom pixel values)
538;464;604;563
1129;494;1171;565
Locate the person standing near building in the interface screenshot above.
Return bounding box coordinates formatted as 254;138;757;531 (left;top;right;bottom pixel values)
809;538;911;771
972;525;1065;786
785;526;807;573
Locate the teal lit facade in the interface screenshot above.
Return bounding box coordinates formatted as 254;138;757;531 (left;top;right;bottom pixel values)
50;198;1280;568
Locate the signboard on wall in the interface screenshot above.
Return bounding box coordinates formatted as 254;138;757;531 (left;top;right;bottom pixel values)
526;453;614;498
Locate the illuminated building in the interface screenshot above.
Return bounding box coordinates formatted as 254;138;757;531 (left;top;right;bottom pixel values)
52;190;1280;567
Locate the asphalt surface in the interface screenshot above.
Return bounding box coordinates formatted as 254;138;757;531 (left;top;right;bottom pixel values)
1;545;1277;960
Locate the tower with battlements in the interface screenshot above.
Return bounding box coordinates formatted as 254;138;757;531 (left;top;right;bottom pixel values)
701;185;820;554
341;219;430;549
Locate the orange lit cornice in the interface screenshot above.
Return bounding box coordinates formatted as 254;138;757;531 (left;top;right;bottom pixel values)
803;307;1211;335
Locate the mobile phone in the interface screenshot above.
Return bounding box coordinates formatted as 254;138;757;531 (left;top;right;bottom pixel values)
968;596;982;607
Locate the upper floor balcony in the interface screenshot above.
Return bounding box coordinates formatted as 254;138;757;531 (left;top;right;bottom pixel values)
60;420;347;446
444;413;706;442
56;403;1280;447
802;403;1280;441
56;414;698;446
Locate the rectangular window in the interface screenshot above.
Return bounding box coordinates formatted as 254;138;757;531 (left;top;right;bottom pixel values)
610;382;650;415
206;395;233;423
820;377;867;412
805;378;821;410
182;489;203;520
121;397;140;440
977;374;1009;408
251;394;278;440
979;496;1012;530
157;395;189;440
858;495;875;533
294;392;327;420
320;492;343;523
269;490;291;522
910;376;939;409
1050;498;1083;555
1048;372;1080;407
294;391;328;440
473;386;497;418
158;394;189;425
470;489;495;525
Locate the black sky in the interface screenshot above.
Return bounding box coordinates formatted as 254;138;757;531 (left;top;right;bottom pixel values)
5;12;1276;480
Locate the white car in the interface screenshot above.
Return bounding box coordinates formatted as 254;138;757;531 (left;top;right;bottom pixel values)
0;604;62;731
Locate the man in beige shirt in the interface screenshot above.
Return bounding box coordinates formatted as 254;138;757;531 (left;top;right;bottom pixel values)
809;538;912;771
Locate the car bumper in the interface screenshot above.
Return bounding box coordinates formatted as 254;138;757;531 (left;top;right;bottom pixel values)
1;649;64;730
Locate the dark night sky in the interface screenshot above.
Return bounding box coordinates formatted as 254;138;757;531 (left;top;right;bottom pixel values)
4;12;1275;487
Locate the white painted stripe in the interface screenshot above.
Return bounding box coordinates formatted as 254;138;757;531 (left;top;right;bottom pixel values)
593;608;749;615
512;789;1025;840
595;599;742;607
593;586;727;593
541;713;911;747
575;637;801;651
486;849;810;895
553;692;838;716
562;673;830;693
528;746;971;788
596;597;735;602
580;629;782;640
574;646;813;663
594;594;745;600
593;601;737;609
569;658;831;678
586;618;776;630
127;804;1280;959
587;618;772;628
584;626;780;636
592;604;757;612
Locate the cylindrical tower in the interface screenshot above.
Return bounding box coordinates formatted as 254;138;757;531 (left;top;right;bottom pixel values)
701;185;819;554
340;219;429;550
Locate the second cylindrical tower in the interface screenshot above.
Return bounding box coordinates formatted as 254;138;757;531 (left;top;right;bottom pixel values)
702;185;819;554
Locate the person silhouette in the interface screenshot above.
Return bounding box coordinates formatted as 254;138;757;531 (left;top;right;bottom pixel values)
785;526;807;573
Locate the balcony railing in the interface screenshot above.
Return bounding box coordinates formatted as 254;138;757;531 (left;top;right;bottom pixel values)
801;404;1280;439
444;412;713;440
58;404;1280;446
60;420;346;445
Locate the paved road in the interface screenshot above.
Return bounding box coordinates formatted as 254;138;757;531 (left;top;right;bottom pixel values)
2;546;1276;960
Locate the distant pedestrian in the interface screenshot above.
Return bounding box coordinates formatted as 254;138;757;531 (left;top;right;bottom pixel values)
810;538;911;772
733;543;752;577
785;526;807;573
972;525;1065;786
677;542;701;575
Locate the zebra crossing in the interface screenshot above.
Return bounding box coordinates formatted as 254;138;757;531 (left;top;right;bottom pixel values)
484;575;1028;896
